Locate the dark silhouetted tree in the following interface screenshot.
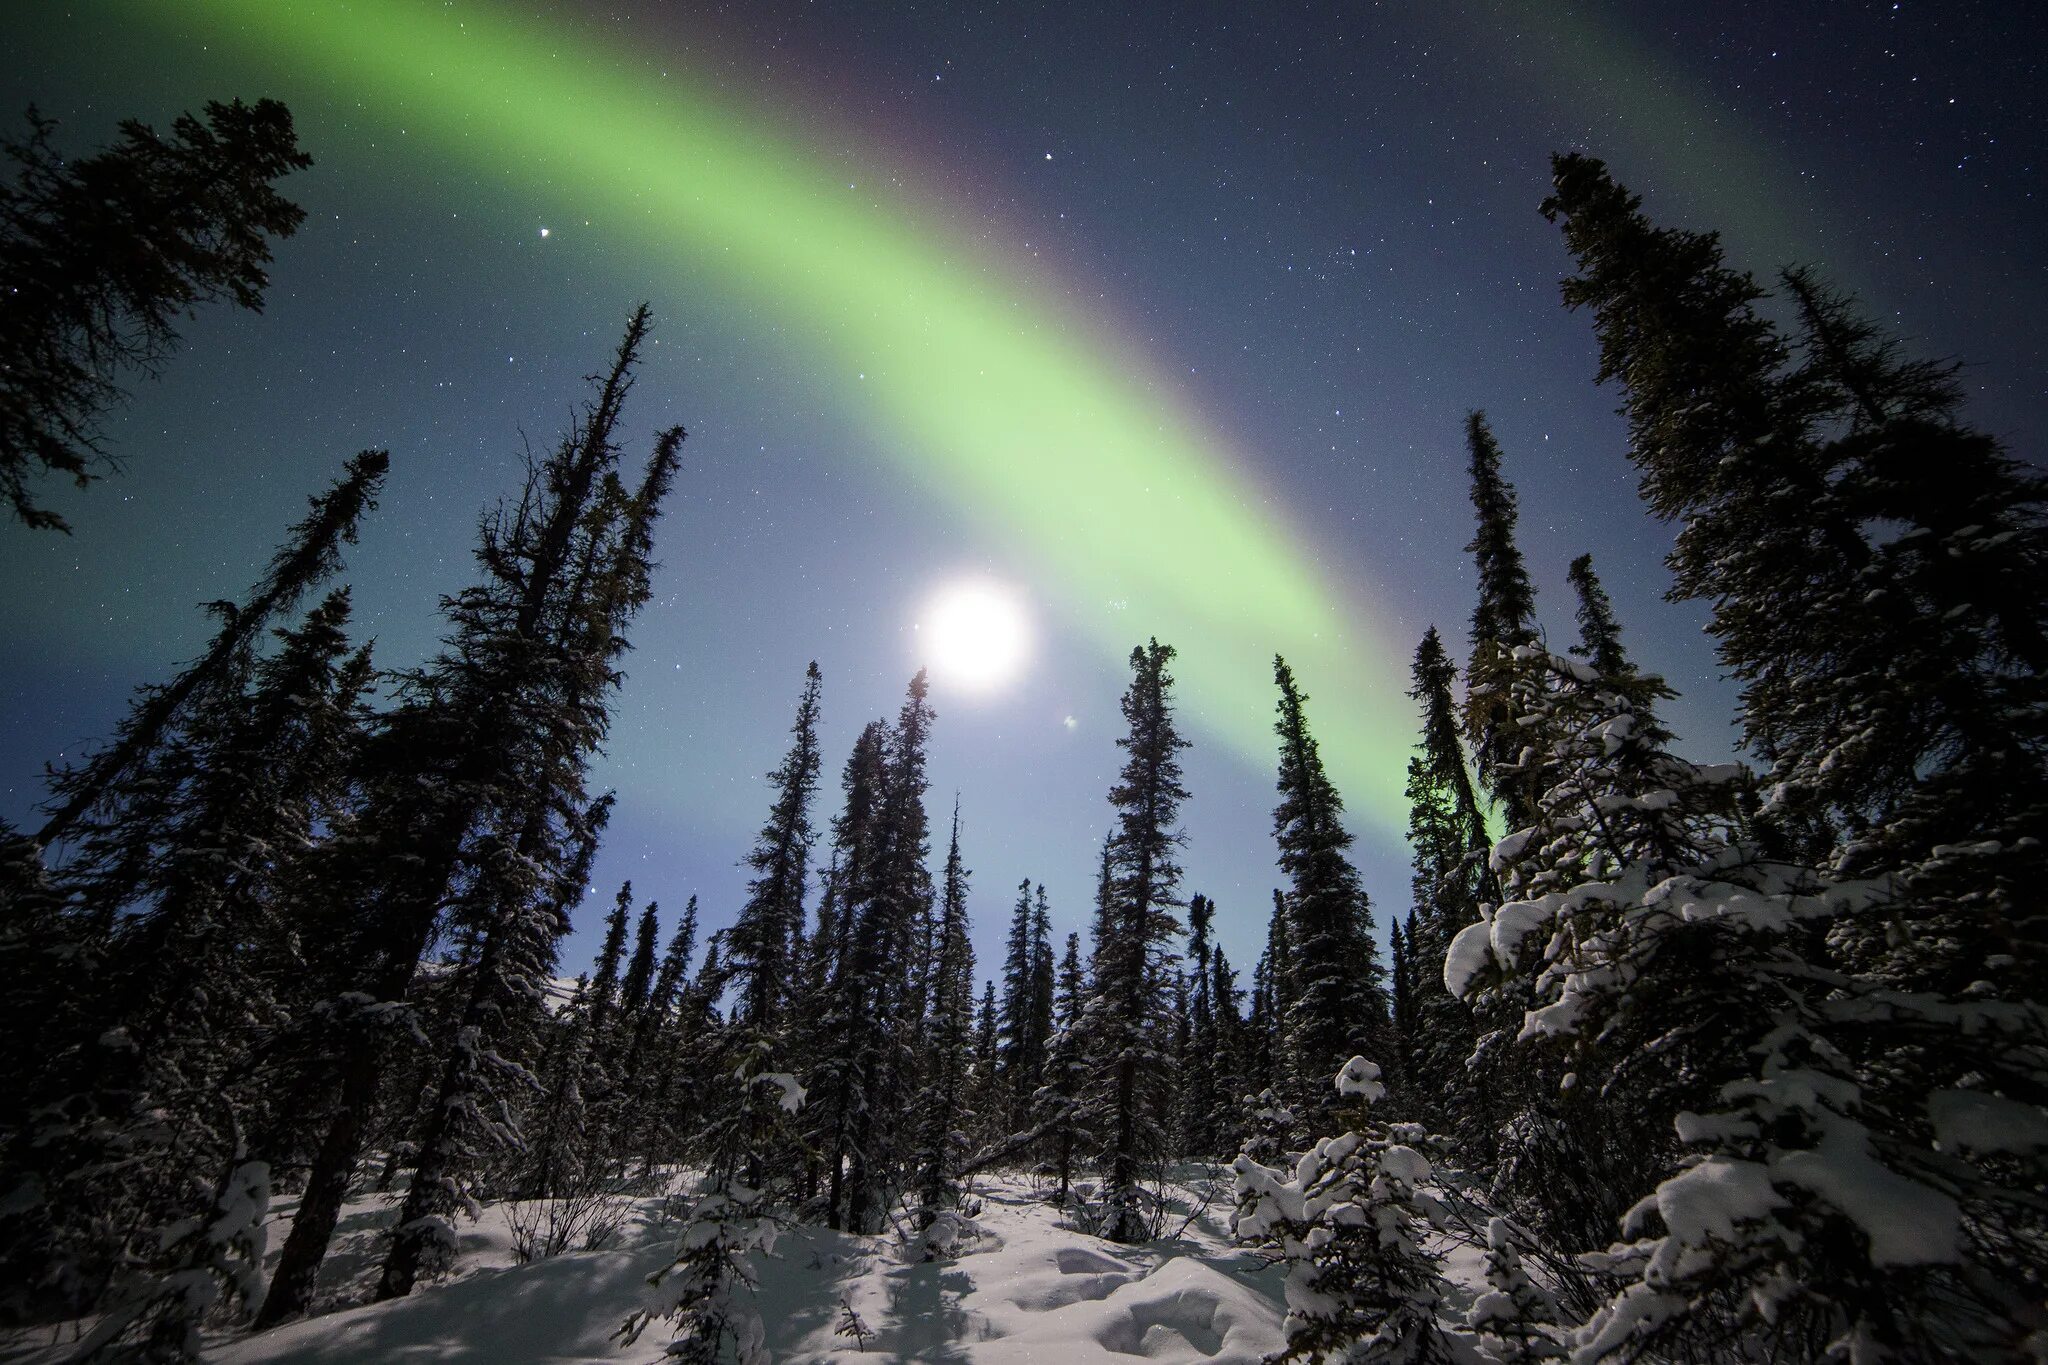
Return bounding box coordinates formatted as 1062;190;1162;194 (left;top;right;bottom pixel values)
0;99;311;530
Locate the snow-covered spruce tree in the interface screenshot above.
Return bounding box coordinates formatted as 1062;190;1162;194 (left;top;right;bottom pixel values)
707;660;824;1199
513;878;637;1201
1233;1057;1467;1364
1078;638;1190;1243
908;802;978;1257
620;901;660;1019
1028;890;1056;1081
376;376;681;1301
1453;152;2048;1362
1454;640;1744;1257
1388;917;1415;1089
1248;887;1294;1102
649;922;725;1177
1542;152;2048;997
522;975;597;1203
1461;798;2048;1359
258;308;683;1325
580;893;666;1173
1273;656;1392;1129
965;980;1004;1155
623;1031;807;1365
0;99;311;532
585;883;635;1043
1467;1216;1566;1363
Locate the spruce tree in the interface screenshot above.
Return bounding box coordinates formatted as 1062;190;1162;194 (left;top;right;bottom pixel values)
998;877;1040;1131
585;884;634;1047
726;663;822;1028
1233;1060;1463;1364
909;802;977;1255
1541;154;2048;919
1027;886;1055;1095
1034;932;1090;1207
1271;656;1389;1124
1177;893;1221;1158
1565;554;1673;743
847;673;937;1232
1079;639;1190;1243
623;896;700;1176
620;902;660;1018
810;674;936;1234
1529;150;2048;1359
38;449;387;847
1247;889;1293;1101
259;307;683;1323
0;99;311;530
968;980;1004;1152
1400;628;1491;1137
1460;411;1543;829
808;720;889;1231
1;587;372;1339
1387;916;1414;1090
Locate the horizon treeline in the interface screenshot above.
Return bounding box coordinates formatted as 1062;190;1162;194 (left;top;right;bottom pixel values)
0;100;2042;1365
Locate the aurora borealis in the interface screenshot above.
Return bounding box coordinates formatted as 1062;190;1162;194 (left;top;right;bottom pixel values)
1;1;2039;975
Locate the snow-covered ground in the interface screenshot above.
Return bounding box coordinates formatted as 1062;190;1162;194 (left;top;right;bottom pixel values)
7;1173;1292;1363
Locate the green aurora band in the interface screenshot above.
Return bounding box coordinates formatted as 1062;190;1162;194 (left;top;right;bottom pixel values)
144;0;1418;832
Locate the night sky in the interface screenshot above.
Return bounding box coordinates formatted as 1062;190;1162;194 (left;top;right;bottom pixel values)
2;1;2041;983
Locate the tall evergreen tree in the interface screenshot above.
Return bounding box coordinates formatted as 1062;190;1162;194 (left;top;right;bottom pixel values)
1400;628;1491;1136
909;802;977;1254
1248;889;1293;1098
0;99;311;530
1565;554;1674;744
810;673;936;1234
1546;154;2048;997
1;586;373;1340
260;307;683;1322
1387;916;1415;1090
620;902;661;1020
1271;656;1388;1123
1460;411;1543;829
967;980;1004;1152
1078;639;1190;1243
808;720;889;1231
726;663;823;1028
1523;154;2048;1352
1034;932;1090;1206
1027;885;1056;1090
584;883;634;1044
1177;893;1222;1157
38;449;387;847
998;877;1040;1131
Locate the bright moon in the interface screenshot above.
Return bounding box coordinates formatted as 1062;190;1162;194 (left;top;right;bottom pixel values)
921;580;1032;693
